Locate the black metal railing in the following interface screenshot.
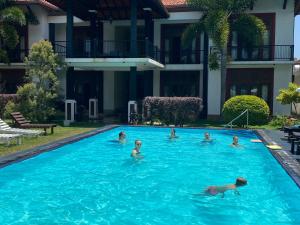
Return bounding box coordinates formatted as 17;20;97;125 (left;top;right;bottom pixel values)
53;41;67;58
160;49;204;64
210;45;294;61
54;39;161;62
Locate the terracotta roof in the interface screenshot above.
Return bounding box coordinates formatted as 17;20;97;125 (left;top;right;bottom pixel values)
15;0;59;11
162;0;187;8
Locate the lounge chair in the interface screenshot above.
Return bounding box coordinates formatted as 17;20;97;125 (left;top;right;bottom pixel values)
0;119;43;137
0;133;22;146
10;112;56;135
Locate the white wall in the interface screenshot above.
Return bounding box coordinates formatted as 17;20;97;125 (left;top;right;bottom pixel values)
273;64;293;115
153;70;160;96
28;6;49;48
207;69;221;117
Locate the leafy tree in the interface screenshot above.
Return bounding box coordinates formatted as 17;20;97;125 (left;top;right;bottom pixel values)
0;1;39;63
5;40;64;122
276;83;300;114
182;0;266;109
0;0;26;63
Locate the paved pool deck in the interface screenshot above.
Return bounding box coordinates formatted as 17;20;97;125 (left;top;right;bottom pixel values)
257;129;300;188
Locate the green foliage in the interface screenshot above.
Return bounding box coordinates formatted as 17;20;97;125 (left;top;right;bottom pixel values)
222;95;270;126
233;14;266;47
8;40;64;122
208;52;219;70
0;0;36;63
276;83;300;107
269;115;296;128
183;0;265;71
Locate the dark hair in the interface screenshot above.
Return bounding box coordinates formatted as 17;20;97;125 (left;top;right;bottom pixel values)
236;177;247;186
119;132;125;138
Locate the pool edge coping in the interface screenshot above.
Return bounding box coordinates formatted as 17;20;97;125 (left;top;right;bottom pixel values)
255;129;300;188
0;124;119;169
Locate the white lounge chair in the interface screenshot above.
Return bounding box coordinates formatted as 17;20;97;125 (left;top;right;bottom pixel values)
0;119;43;137
0;134;22;146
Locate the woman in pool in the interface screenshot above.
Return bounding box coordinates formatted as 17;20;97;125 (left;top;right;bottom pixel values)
118;131;126;143
131;140;143;159
231;136;241;147
204;177;247;198
170;128;178;139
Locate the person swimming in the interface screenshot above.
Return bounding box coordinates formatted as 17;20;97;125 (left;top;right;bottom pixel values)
118;131;126;143
231;136;240;147
131;140;143;159
203;132;213;142
170;128;178;139
204;177;247;198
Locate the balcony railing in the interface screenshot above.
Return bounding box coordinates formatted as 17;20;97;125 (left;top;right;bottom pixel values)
210;45;294;62
160;49;204;64
54;40;161;62
5;48;29;63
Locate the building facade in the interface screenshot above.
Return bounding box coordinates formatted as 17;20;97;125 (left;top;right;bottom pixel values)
0;0;299;119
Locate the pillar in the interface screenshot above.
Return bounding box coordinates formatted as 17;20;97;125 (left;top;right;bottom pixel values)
66;0;73;58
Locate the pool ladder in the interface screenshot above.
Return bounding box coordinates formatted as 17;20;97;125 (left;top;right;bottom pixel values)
225;109;249;129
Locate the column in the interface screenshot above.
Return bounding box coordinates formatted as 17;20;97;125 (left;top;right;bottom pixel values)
129;0;137;100
66;0;73;58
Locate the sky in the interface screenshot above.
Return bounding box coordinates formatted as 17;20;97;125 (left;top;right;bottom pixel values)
295;16;300;60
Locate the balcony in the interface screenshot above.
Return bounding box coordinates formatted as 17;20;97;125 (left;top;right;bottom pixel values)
160;49;204;64
227;45;294;62
53;39;163;70
2;48;29;63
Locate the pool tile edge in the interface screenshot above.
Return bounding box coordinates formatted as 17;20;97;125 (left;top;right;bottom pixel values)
255;129;300;189
0;125;120;169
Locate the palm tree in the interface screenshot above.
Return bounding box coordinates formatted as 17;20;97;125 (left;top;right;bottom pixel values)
0;0;26;63
182;0;266;112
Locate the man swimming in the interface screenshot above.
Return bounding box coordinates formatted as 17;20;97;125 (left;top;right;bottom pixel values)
231;136;240;147
204;177;247;198
118;131;126;143
131;140;143;159
203;132;213;142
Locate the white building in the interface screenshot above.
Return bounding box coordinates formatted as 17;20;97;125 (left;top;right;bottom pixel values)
0;0;299;120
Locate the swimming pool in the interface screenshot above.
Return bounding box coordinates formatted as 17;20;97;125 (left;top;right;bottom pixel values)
0;126;300;225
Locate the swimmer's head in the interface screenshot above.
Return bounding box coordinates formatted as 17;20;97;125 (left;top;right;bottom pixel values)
233;136;239;144
235;177;247;187
204;132;210;139
119;131;126;139
135;140;142;149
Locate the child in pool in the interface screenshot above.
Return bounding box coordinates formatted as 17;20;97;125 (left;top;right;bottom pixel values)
131;140;143;159
118;131;126;143
205;177;247;198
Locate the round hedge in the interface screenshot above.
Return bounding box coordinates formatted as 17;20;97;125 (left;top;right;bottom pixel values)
222;95;270;126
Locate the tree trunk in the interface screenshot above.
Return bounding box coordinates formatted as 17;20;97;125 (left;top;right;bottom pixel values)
220;47;228;115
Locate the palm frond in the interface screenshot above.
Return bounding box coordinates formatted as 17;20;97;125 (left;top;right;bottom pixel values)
0;6;26;26
0;48;9;63
186;0;215;12
233;14;266;46
205;10;230;49
182;21;205;47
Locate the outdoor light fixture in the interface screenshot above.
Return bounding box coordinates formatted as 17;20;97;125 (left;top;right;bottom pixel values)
88;10;97;13
143;7;152;11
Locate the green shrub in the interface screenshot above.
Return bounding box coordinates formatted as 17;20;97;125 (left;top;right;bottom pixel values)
222;95;270;126
269;115;296;128
0;94;19;118
143;97;203;126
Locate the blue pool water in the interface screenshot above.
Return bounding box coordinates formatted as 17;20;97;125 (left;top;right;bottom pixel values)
0;127;300;225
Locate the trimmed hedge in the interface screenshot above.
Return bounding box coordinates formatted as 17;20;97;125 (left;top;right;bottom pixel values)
222;95;270;126
143;97;203;126
0;94;19;118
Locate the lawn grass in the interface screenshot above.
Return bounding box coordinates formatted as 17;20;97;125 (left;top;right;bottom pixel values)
0;123;103;157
